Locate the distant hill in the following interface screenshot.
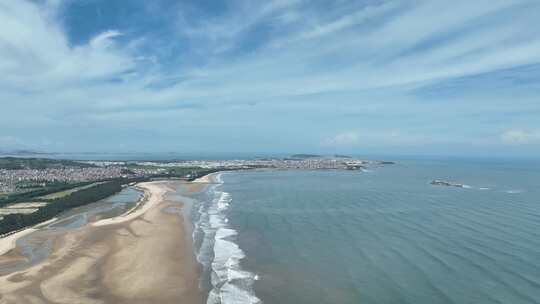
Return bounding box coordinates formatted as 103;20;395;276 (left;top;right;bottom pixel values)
0;157;96;170
0;149;51;156
334;154;352;158
290;154;322;159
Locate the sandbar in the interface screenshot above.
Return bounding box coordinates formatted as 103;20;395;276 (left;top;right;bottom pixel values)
0;181;202;304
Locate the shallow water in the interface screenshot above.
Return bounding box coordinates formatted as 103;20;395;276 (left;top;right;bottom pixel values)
0;186;143;274
192;159;540;304
190;175;261;304
48;186;143;229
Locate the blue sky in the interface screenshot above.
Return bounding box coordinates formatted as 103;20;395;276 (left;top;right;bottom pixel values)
1;0;540;157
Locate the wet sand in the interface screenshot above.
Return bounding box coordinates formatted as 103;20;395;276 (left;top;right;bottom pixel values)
0;181;202;304
184;173;219;193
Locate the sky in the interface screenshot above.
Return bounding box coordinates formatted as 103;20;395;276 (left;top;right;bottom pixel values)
1;0;540;157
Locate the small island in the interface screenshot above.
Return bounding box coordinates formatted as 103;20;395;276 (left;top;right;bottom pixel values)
430;180;466;188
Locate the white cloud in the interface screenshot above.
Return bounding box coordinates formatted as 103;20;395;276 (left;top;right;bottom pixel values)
500;130;540;145
161;0;540;103
89;30;123;50
3;0;540;108
1;0;540;154
0;1;136;93
295;2;398;41
322;132;360;146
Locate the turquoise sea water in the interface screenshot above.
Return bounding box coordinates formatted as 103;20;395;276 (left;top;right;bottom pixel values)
192;159;540;304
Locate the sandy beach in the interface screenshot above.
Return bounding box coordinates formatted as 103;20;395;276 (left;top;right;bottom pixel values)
0;181;203;304
192;174;213;184
184;172;219;194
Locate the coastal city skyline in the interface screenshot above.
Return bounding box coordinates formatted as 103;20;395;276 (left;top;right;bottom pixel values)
2;0;540;157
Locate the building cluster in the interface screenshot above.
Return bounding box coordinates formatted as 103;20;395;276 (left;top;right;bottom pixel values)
252;158;370;170
0;180;13;194
0;167;132;194
91;158;375;171
1;157;387;195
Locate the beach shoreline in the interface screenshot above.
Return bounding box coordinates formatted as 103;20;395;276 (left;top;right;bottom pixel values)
0;217;59;257
0;181;203;304
192;171;222;184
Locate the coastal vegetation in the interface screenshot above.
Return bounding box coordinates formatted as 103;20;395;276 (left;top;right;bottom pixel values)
0;181;91;208
124;163;227;180
36;182;107;200
151;167;224;180
0;178;145;234
0;163;226;235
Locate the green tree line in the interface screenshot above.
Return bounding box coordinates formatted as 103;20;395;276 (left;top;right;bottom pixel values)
0;182;92;208
0;177;146;235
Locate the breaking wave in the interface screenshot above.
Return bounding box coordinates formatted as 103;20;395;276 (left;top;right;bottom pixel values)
505;189;524;194
192;173;261;304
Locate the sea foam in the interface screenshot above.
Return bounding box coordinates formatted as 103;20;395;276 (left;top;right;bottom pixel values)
506;189;524;194
193;173;261;304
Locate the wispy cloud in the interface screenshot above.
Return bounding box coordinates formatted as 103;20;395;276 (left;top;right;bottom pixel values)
501;130;540;145
1;0;539;155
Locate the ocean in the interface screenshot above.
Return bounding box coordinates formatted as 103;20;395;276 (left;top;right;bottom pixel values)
190;158;540;304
